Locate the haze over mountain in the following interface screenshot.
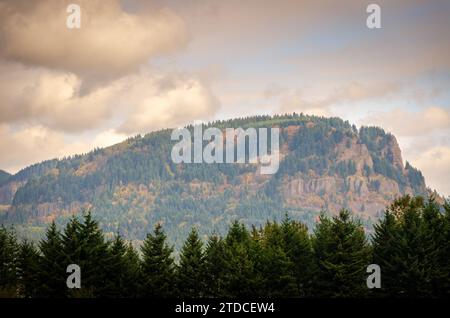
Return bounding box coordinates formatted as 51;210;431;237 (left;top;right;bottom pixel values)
0;114;434;247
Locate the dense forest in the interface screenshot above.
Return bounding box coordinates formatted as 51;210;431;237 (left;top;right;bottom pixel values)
1;195;449;298
0;114;428;248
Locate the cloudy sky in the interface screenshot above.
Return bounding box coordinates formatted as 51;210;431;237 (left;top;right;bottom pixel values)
0;0;449;196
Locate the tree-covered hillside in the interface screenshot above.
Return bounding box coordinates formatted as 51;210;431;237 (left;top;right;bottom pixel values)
0;114;428;247
0;170;11;185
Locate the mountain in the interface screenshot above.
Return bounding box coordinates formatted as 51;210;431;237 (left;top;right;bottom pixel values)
0;114;429;246
0;170;11;185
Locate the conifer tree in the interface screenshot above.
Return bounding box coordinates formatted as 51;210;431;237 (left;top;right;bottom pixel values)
372;196;447;297
108;235;140;297
258;244;297;297
312;210;371;297
442;201;450;296
420;197;445;297
75;211;113;297
0;226;18;297
280;216;316;296
225;221;251;246
177;228;205;297
221;221;259;297
38;221;67;297
372;210;399;297
203;235;227;297
57;212;113;297
256;221;297;297
140;223;176;297
123;242;141;296
17;240;40;298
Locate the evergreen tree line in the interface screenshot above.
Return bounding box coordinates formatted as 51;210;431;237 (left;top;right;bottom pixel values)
1;195;449;298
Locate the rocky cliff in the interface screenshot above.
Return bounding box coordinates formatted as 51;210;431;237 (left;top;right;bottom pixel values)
0;114;430;244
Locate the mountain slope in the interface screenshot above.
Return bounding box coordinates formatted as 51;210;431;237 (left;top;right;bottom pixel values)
0;114;428;246
0;169;11;185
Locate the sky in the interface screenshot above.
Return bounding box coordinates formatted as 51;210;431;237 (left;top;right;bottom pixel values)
0;0;449;196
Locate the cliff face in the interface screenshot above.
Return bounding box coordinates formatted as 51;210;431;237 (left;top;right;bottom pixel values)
280;132;421;219
0;114;429;243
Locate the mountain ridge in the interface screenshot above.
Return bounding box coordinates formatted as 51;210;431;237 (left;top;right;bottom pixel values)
0;113;433;246
0;170;11;186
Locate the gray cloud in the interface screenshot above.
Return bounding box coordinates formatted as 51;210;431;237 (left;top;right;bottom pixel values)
0;0;188;83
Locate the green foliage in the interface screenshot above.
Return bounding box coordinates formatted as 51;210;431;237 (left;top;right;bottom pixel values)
63;212;114;297
203;235;227;297
312;210;371;297
1;114;428;250
372;156;406;186
0;226;18;296
17;240;40;298
38;222;67;297
372;196;450;297
140;223;177;297
405;161;426;190
254;222;298;297
331;160;357;178
1;196;450;298
108;235;140;297
280;215;316;296
176;228;205;297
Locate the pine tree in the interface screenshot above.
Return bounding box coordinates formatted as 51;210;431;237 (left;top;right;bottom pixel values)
280;216;316;297
221;221;259;297
420;197;445;297
442;200;450;296
177;228;205;297
123;242;141;297
38;221;67;297
56;211;114;297
225;221;251;246
74;211;113;297
256;221;297;297
140;223;176;297
203;235;227;297
372;210;399;297
312;210;371;297
0;226;18;297
372;196;447;297
17;240;40;298
397;196;431;297
108;235;140;297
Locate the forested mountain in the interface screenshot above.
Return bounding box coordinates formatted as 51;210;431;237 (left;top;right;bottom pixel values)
0;114;431;247
0;170;11;185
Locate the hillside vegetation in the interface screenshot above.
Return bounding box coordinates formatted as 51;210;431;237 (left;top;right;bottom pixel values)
0;114;428;247
1;196;449;298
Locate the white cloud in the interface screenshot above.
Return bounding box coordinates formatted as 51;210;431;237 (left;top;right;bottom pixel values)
362;107;450;137
276;81;401;117
0;0;188;81
0;62;220;133
117;74;220;133
407;146;450;196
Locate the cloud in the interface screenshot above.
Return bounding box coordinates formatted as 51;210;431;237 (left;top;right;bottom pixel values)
0;124;131;173
0;61;119;131
362;106;450;137
117;73;220;133
361;106;450;196
0;61;219;133
276;81;401;116
0;124;80;172
0;0;188;82
408;146;450;196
